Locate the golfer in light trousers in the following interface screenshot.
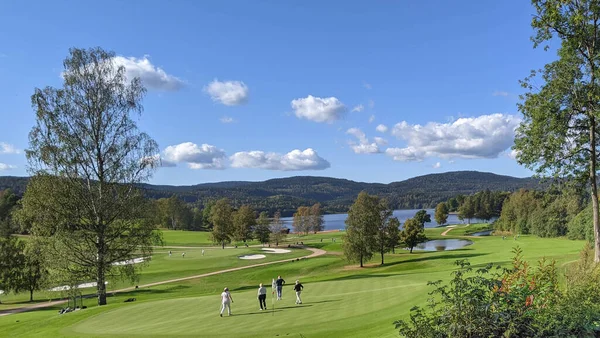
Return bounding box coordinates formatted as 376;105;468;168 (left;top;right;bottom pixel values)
294;280;304;304
220;287;233;317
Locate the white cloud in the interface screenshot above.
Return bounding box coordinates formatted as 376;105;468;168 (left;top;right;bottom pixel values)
506;149;520;160
351;104;364;113
387;113;520;161
492;91;510;97
0;143;19;154
112;56;184;91
376;124;388;133
346;127;381;154
230;148;330;171
374;137;388;146
385;147;422;161
291;95;346;123
204;79;249;106
433;162;441;169
363;82;372;90
0;163;16;171
368;99;375;109
449;160;455;164
220;116;237;124
163;142;226;170
369;115;375;123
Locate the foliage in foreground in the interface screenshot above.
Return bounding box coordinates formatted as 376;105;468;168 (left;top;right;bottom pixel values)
394;246;600;337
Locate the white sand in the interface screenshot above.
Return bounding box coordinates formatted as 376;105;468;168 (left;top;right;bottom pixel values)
49;281;108;292
112;257;147;266
262;248;291;254
239;254;266;260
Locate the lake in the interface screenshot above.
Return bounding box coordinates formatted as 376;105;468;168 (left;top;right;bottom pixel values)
282;208;496;231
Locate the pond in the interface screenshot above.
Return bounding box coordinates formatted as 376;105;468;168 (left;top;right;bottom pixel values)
470;230;493;236
412;239;474;251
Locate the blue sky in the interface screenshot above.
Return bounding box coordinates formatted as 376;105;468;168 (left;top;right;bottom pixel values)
0;1;557;185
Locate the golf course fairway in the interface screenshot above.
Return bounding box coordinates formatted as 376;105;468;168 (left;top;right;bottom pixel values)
0;228;587;337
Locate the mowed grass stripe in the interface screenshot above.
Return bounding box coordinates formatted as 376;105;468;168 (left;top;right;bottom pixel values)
67;276;428;337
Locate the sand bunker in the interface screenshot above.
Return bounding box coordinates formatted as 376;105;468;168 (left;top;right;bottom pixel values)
112;257;147;266
262;248;291;254
49;281;108;292
239;254;266;260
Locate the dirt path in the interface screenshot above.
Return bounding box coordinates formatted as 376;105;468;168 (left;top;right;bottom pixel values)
0;247;326;317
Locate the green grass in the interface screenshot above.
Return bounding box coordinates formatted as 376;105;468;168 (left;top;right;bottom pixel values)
0;228;588;338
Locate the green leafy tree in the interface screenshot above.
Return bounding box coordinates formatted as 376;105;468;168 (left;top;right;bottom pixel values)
269;211;287;246
0;189;19;236
309;203;325;234
434;202;449;226
202;200;215;229
0;236;25;303
400;217;427;253
343;191;379;267
414;209;431;226
514;0;600;262
210;198;233;249
387;217;401;254
458;196;475;224
292;206;310;235
232;205;256;242
254;211;271;244
22;47;160;306
20;238;49;302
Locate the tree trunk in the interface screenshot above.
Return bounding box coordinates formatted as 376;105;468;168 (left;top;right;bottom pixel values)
97;266;106;306
590;121;600;263
29;289;33;302
381;251;384;265
410;246;413;253
360;253;363;267
222;241;225;249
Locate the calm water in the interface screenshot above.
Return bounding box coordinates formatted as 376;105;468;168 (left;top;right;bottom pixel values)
413;239;474;251
282;209;495;231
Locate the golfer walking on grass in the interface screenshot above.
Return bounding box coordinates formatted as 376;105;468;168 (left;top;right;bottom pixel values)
275;275;285;300
220;287;233;317
257;283;267;310
294;280;304;304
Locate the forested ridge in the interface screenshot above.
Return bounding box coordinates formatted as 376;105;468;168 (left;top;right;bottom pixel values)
0;171;540;216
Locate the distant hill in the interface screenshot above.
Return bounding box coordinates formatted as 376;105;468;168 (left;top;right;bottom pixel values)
0;171;541;216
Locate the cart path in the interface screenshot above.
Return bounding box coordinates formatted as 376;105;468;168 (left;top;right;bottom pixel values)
0;247;326;317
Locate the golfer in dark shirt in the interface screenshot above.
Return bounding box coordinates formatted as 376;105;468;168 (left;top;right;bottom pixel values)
294;280;304;304
275;276;285;300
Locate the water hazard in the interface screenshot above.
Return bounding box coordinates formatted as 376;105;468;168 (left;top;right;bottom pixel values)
412;239;474;251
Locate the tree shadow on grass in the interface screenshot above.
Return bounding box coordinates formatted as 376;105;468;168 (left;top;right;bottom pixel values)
384;252;487;268
231;304;313;317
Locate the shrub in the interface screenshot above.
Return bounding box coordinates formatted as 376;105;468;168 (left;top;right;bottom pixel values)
394;247;600;337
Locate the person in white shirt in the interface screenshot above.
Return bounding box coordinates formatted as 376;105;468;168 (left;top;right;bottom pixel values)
220;287;233;317
257;283;267;310
202;249;205;256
